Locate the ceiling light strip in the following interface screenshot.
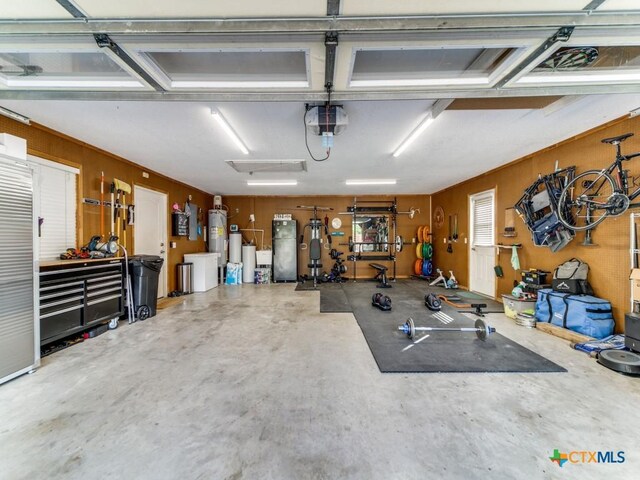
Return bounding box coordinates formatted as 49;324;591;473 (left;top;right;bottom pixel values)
345;179;396;185
211;109;249;155
518;72;640;84
247;180;297;186
392;112;434;158
350;77;488;88
6;79;143;88
173;81;309;89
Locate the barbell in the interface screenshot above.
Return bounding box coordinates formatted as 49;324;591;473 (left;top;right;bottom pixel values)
398;317;496;341
343;235;404;252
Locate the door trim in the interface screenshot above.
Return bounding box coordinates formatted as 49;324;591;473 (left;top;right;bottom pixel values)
468;188;496;299
133;185;168;298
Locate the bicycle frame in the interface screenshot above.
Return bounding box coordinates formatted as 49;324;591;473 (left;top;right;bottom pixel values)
579;147;640;207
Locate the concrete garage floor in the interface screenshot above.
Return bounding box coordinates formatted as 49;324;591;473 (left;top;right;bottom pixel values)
1;284;639;480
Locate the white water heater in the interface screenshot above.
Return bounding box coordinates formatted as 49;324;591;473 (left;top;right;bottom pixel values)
208;209;228;262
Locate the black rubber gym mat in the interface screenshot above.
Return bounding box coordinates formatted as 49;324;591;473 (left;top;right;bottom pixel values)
342;280;566;373
295;282;353;313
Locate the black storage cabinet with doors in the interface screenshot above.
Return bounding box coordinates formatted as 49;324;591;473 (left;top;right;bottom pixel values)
39;258;125;345
128;255;164;320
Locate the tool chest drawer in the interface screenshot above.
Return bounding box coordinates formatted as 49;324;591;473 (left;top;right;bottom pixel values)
39;258;124;345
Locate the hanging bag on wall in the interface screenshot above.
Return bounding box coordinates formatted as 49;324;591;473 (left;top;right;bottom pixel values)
552;258;592;294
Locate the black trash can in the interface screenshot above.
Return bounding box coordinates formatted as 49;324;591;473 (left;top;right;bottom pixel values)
129;255;164;320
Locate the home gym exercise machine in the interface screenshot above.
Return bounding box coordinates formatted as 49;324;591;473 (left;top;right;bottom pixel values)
338;197;415;282
298;205;333;287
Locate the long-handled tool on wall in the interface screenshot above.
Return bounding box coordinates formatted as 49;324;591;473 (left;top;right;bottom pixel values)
113;179;131;250
447;215;453;253
100;171;105;238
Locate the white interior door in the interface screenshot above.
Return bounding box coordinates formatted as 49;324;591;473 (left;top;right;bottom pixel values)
469;190;496;298
134;186;167;298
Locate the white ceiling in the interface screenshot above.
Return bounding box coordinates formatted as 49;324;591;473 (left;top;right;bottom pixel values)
3;94;639;195
1;1;640;195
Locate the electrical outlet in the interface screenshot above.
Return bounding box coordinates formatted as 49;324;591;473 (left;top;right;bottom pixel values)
170;241;177;248
249;214;255;222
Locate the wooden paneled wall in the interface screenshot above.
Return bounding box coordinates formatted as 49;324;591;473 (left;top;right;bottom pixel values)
222;195;431;279
0;117;213;293
432;115;640;332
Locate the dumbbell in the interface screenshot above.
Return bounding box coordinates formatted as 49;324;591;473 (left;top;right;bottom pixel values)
398;317;495;341
424;293;442;311
372;292;392;310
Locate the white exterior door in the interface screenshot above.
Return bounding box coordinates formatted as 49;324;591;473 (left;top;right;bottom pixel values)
133;186;168;298
469;190;496;298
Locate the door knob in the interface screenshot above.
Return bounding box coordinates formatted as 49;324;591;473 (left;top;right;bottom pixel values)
160;250;166;254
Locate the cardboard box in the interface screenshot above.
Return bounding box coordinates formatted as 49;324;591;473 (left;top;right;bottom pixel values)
630;269;640;303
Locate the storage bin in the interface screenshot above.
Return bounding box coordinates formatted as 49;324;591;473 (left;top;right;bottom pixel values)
501;294;537;320
254;267;271;284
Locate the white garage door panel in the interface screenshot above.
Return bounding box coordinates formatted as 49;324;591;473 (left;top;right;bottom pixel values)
0;0;73;19
75;0;327;18
342;0;593;16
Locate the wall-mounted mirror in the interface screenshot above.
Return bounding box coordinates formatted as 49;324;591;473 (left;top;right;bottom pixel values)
353;215;389;253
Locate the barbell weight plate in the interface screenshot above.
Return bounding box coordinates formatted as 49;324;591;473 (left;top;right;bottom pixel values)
373;293;383;304
417;226;424;243
475;318;487;341
383;296;392;308
395;235;403;253
423;225;430;238
414;259;423;276
416;243;423;259
422;242;429;258
408;317;416;340
425;243;433;259
421;259;430;277
426;261;433;276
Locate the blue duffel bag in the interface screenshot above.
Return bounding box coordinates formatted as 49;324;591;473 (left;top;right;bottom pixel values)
535;288;614;339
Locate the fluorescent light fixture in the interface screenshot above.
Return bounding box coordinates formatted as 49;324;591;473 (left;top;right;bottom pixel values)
350;77;488;87
5;79;143;88
392;112;434;158
173;80;309;89
345;179;396;185
517;72;640;84
247;180;297;186
0;106;30;125
211;109;249;155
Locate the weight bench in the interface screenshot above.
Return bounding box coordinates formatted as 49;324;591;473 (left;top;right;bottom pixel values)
370;263;391;288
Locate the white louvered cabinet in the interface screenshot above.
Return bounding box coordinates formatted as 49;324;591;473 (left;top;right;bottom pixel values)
0;141;39;385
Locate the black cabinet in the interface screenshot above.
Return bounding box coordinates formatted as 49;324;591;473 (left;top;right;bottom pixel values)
39;259;124;345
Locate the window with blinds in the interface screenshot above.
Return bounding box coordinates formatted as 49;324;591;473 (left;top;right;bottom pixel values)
472;192;494;247
29;156;78;261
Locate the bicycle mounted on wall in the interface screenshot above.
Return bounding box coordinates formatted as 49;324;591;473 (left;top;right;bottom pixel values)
557;133;640;232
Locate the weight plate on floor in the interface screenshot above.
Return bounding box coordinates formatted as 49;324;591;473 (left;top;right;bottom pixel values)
414;259;423;276
475;319;487;341
416;243;423;259
408;317;416;339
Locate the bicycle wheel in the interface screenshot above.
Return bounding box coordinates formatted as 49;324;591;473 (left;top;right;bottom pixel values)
557;170;617;231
